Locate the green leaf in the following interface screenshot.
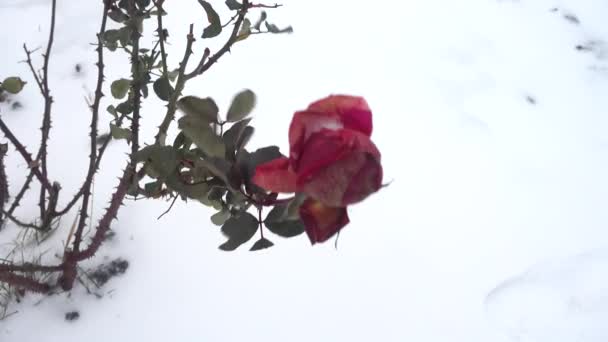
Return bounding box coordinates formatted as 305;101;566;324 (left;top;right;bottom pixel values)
167;69;179;82
236;18;251;41
178;115;225;158
226;89;256;122
110;123;132;141
225;0;242;10
236;126;254;152
1;77;26;94
105;40;118;52
194;157;231;184
106;104;118;119
222;118;252;158
264;204;305;237
177;96;219;123
118;26;132;47
108;8;129;23
144;181;162;197
116;101;133;114
250;237;274;251
219;212;259;251
136;0;151;9
134;145;180;179
111;78;131;99
247;146;283;178
198;0;222;38
96;132;111;146
265;22;293;34
103;29;121;44
211;208;231;226
153;76;174;101
253;11;267;31
173;131;187;149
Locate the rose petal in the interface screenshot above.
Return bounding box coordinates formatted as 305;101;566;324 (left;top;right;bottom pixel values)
299;198;349;244
293;129;349;178
307;95;373;136
288;111;342;163
252;157;297;193
288;95;373;164
296;129;382;206
342;153;383;205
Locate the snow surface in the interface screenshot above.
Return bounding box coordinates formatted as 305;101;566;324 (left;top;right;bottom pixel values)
1;0;608;341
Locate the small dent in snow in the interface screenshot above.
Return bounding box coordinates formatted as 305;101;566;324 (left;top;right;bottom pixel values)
525;95;536;105
575;40;608;60
65;311;79;322
562;13;580;25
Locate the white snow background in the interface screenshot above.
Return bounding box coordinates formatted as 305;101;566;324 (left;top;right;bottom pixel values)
1;0;608;341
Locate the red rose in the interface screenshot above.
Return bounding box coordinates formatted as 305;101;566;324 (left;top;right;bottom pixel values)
253;95;383;244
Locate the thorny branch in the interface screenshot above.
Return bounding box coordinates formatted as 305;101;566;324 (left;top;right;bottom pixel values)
71;1;110;254
0;118;54;193
0;0;286;301
37;0;58;223
155;0;251;145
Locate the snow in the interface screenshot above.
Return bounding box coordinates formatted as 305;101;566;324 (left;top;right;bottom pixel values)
1;0;607;341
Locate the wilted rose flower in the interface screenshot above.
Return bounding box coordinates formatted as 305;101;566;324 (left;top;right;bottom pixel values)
253;95;383;244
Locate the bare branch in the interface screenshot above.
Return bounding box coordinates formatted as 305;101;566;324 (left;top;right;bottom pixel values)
37;0;58;220
1;210;41;230
0;272;51;294
154;24;196;145
0;118;54;193
71;1;109;253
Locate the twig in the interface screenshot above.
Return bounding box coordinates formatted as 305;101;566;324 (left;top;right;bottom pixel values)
157;194;178;220
154;24;196;145
0;118;54;193
0;144;8;227
196;0;251;75
5;168;35;221
21;45;44;95
154;0;169;78
250;3;282;8
1;210;41;230
183;48;210;80
154;1;251;145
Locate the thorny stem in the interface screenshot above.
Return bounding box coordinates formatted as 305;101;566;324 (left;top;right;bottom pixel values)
1;210;40;230
258;206;264;239
154;0;169;78
154;24;196;145
38;0;58;220
196;0;251;75
0;272;50;294
84;0;143;259
0;118;54;193
21;45;44;96
0;263;62;273
155;0;251;145
71;1;109;253
5;170;35;219
0;144;7;226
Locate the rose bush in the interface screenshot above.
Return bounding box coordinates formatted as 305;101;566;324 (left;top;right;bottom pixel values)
253;95;383;244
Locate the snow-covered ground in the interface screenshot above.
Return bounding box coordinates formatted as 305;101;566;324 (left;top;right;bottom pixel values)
1;0;607;341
